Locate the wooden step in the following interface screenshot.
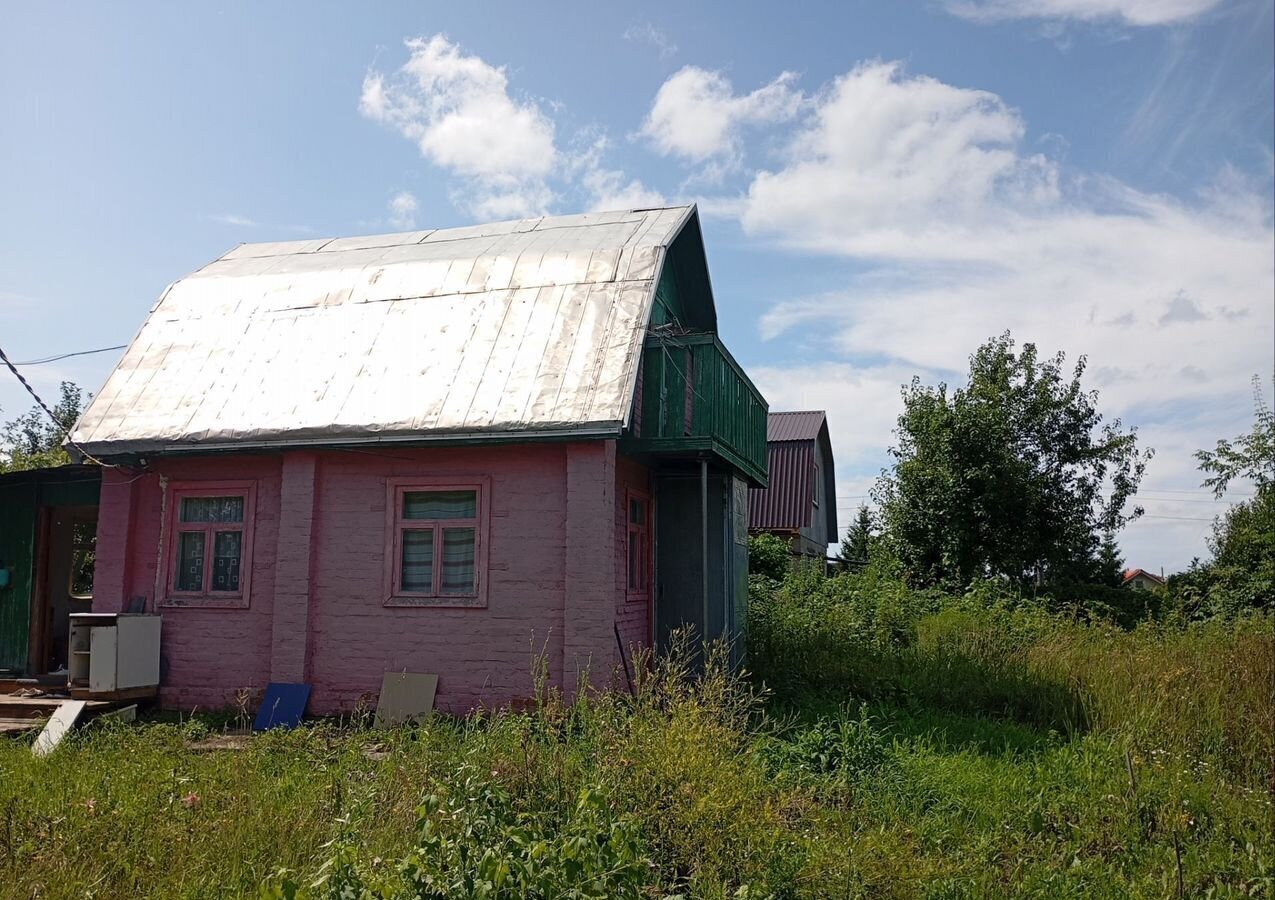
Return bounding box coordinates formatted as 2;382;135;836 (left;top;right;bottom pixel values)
0;696;114;719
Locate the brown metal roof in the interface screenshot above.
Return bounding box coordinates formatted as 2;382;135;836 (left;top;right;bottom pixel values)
748;440;815;530
766;410;827;442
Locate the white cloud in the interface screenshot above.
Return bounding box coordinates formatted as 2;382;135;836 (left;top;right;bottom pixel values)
209;213;259;227
362;35;660;220
741;61;1058;260
387;191;418;229
726;59;1272;568
361;35;558;218
568;133;666;212
623;23;677;58
640;66;803;164
943;0;1224;26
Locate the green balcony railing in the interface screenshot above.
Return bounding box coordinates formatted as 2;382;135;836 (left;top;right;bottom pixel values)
622;332;768;486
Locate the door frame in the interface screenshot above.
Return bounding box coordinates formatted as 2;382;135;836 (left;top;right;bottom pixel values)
25;504;98;675
25;507;53;675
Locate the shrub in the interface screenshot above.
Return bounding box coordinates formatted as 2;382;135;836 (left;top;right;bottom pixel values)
268;772;651;899
747;532;792;581
758;704;892;789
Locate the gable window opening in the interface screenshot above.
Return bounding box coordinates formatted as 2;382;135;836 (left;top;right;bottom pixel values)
389;483;487;606
627;491;650;599
165;484;256;606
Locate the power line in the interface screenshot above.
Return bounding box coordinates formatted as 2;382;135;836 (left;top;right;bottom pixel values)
1140;487;1255;498
1136;514;1218;522
1136;496;1241;505
10;344;127;366
0;343;107;467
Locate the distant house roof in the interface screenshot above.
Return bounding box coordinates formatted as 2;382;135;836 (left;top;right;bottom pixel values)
749;411;837;537
1122;568;1165;586
71;206;707;457
766;410;827;442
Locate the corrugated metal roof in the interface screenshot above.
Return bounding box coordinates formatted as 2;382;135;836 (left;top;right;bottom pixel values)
748;441;815;530
71;206;697;456
766;410;826;442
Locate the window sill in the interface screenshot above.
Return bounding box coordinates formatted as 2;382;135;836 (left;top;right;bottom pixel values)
384;595;486;609
160;595;250;610
625;591;650;604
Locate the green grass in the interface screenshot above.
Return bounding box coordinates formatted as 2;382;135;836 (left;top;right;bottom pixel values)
1;586;1272;898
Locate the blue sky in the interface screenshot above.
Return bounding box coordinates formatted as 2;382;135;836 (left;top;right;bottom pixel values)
2;0;1272;570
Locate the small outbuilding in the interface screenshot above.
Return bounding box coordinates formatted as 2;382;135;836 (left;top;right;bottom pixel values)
69;206;768;714
0;464;101;677
748;411;837;560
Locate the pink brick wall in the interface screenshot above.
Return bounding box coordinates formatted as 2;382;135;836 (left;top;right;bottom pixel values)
96;457;281;711
94;442;637;715
614;455;652;678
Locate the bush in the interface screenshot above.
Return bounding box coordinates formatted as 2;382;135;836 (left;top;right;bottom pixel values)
747;532;791;581
758;704;892;789
748;570;1274;785
268;772;650;899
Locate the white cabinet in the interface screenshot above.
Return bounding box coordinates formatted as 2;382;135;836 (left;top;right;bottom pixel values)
67;613;161;697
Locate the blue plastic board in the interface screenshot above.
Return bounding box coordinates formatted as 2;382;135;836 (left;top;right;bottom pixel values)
253;682;311;731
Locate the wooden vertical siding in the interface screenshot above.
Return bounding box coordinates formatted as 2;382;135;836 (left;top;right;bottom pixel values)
0;469;101;673
626;333;768;486
0;482;38;672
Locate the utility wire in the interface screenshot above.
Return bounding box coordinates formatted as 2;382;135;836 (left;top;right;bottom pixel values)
1135;514;1219;522
11;344;127;366
0;343;108;467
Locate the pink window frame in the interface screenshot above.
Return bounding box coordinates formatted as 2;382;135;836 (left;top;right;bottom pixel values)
626;489;651;602
384;476;491;608
161;480;257;609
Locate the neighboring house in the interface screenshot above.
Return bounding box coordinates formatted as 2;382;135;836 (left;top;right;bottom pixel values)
748;411;837;560
1122;568;1165;591
69;206;768;714
0;464;100;677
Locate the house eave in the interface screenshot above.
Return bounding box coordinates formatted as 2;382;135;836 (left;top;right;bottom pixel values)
74;423;624;462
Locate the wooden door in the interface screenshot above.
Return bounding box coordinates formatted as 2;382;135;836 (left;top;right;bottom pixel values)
36;506;97;673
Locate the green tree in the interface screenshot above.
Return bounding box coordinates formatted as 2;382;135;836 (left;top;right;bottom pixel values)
0;381;86;473
1173;376;1275;615
1093;534;1125;588
875;333;1151;590
839;505;875;571
748;532;791;581
1195;374;1274;497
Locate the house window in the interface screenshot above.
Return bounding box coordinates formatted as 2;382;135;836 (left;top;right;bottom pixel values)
813;463;820;508
386;479;489;607
627;490;650;599
163;482;256;607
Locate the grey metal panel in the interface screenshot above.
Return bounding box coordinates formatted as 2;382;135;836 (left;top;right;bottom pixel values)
218;238;333;260
72;206;697;455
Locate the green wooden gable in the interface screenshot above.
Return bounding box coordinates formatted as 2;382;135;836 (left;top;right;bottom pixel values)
622;212;769;487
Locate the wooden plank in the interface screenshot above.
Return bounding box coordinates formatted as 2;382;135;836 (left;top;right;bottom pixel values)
68;685;157;702
0;718;41;735
97;704;137;725
32;700;86;756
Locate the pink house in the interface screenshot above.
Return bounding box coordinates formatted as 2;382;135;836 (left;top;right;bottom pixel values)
70;206;768;714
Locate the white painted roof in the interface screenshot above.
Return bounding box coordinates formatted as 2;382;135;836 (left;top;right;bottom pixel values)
72;206;696;456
